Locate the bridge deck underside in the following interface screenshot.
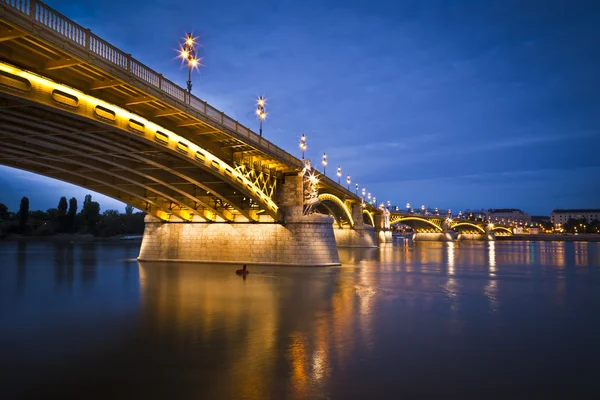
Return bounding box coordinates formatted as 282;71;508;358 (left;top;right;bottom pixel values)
0;12;297;177
315;202;351;228
0;95;264;222
0;4;368;207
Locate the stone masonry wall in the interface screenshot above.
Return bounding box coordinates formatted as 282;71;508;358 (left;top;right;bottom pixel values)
333;226;377;248
138;214;340;266
138;172;344;266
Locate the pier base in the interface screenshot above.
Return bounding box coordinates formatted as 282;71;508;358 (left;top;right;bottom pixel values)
377;230;393;245
457;233;496;241
138;214;340;266
333;225;377;248
412;232;456;242
138;173;341;266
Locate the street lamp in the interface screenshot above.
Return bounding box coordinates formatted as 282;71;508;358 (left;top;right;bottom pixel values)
355;183;359;195
373;196;377;205
387;200;391;209
367;192;371;201
256;96;266;137
362;188;366;199
322;153;327;174
299;134;306;159
178;33;200;100
406;202;410;213
347;175;351;190
337;166;341;184
421;204;425;214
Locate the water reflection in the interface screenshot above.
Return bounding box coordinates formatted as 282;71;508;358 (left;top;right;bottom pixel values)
54;241;75;287
2;240;600;398
80;243;97;285
488;241;496;275
16;240;26;290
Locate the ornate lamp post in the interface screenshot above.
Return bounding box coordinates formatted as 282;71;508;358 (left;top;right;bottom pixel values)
337;166;341;184
362;188;366;200
256;96;266;137
347;175;351;190
367;192;371;201
179;33;200;100
421;204;425;214
406;202;410;213
373;196;376;205
387;200;391;209
322;153;327;175
300;134;306;159
355;183;359;195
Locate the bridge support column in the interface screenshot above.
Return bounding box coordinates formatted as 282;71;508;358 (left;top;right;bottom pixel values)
138;173;340;266
457;232;496;241
412;232;456;242
373;214;393;245
333;204;377;248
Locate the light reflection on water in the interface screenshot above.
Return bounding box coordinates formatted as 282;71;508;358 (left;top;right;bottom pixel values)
1;239;600;398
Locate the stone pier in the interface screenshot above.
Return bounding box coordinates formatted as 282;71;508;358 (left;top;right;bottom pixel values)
412;232;456;242
137;174;341;266
374;213;393;245
333;204;377;248
457;232;496;241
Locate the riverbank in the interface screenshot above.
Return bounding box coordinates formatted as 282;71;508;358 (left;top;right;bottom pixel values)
497;234;600;242
1;234;143;242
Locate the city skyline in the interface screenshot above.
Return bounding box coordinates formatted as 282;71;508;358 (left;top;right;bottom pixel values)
1;0;598;214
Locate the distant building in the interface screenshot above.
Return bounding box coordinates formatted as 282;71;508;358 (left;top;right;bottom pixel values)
551;209;600;226
486;208;531;225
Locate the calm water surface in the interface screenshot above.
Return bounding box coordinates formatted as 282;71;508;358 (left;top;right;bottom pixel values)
1;239;600;398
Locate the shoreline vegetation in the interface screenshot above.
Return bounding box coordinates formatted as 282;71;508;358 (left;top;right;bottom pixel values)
0;195;145;240
2;233;143;242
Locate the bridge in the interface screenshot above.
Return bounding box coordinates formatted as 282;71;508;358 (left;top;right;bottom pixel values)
388;212;513;241
0;1;511;265
0;0;386;266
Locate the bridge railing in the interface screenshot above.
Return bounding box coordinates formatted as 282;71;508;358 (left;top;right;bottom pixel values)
2;0;302;169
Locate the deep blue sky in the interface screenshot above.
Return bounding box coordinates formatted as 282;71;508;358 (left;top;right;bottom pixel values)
1;0;599;215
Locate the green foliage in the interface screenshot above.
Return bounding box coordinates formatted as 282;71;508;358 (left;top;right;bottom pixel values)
562;217;595;233
0;194;145;238
56;196;69;233
79;195;101;234
18;197;29;233
67;197;78;233
0;203;8;220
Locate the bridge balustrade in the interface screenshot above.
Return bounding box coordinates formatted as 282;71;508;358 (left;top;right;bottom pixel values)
2;0;302;170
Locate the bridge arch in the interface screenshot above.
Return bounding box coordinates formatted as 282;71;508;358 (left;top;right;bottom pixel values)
316;193;354;227
363;209;375;227
389;216;443;233
0;62;279;222
450;222;486;234
492;226;513;235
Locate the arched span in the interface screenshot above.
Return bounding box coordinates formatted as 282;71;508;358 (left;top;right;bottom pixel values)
450;222;486;234
0;62;279;221
318;193;354;227
492;226;513;235
390;216;443;233
363;209;375;227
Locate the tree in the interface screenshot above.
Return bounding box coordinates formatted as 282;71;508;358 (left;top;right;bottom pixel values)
67;197;78;232
80;194;100;234
57;196;68;232
125;205;134;216
0;203;8;221
18;197;29;233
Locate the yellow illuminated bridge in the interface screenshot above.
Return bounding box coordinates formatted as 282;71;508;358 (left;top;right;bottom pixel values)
0;0;371;223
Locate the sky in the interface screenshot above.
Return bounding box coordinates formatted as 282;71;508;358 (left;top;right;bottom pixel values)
1;0;599;215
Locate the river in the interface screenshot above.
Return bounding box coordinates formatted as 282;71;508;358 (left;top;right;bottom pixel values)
1;239;599;398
